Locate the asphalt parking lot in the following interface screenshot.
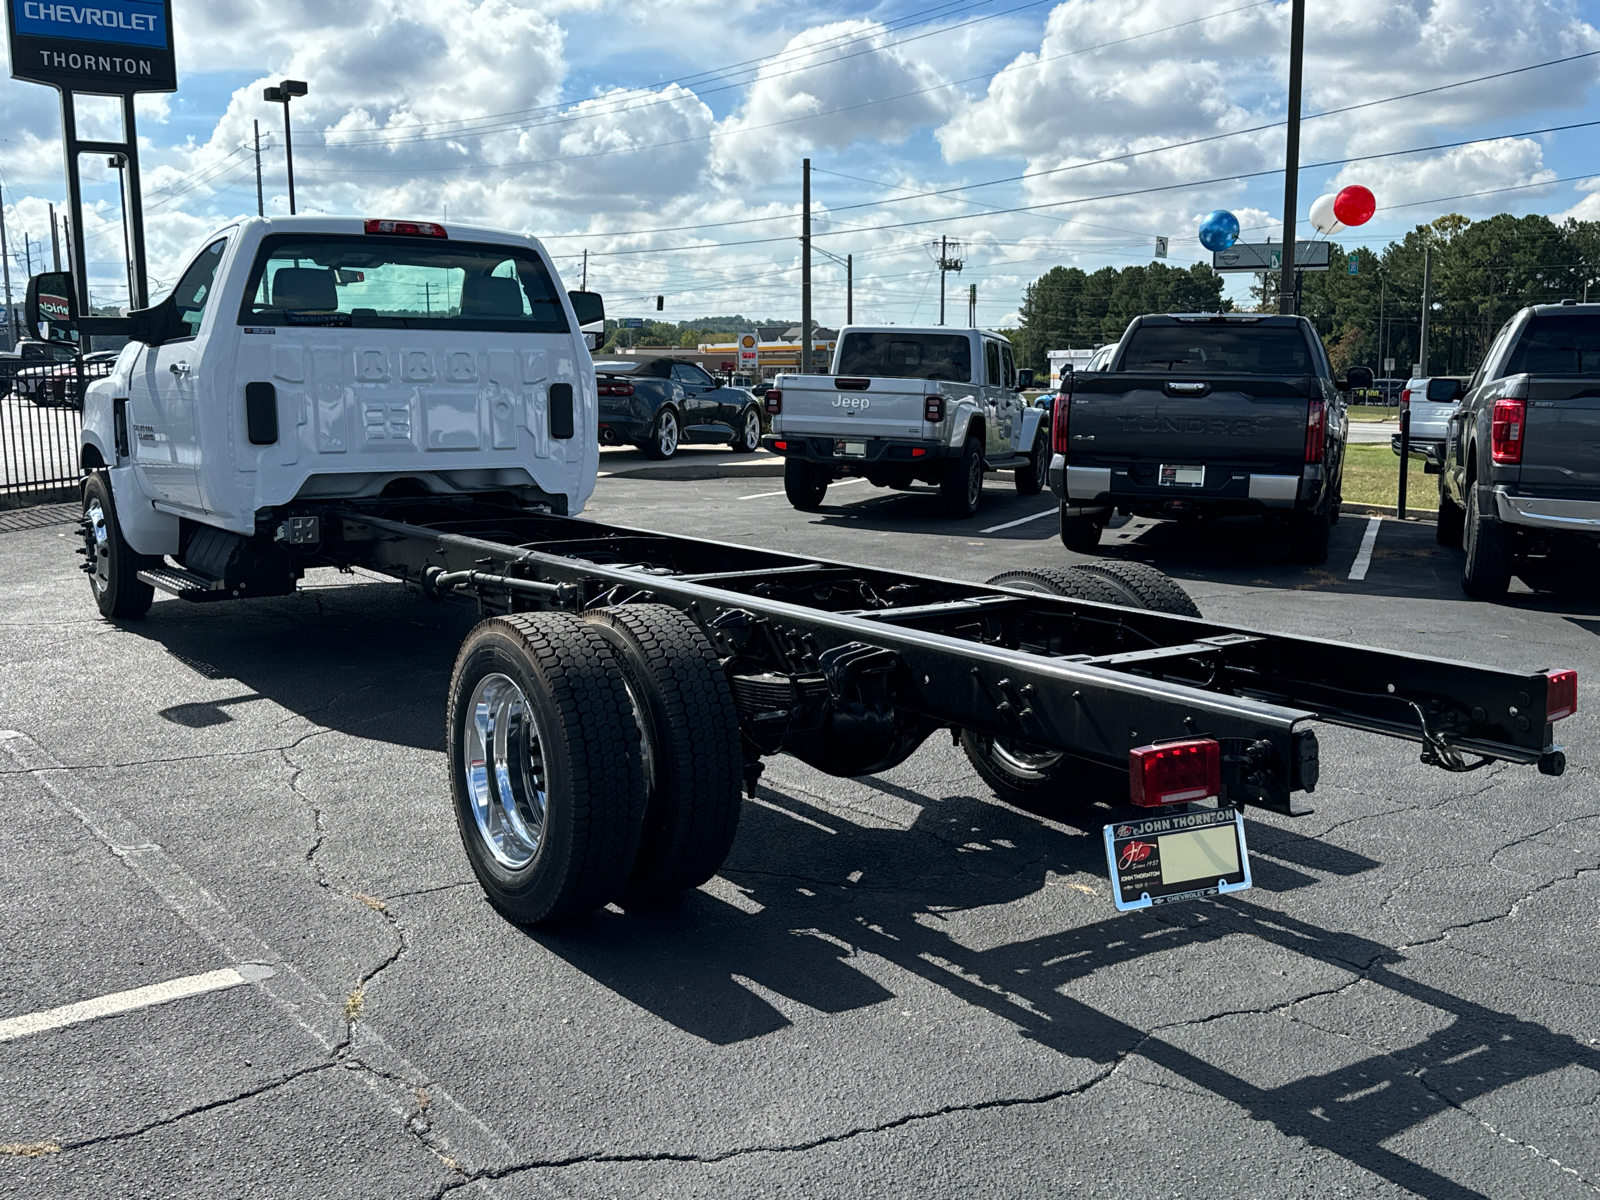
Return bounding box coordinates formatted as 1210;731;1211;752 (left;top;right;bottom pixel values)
2;469;1598;1199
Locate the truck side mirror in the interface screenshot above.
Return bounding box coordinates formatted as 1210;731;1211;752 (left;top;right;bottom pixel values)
25;272;78;345
1344;365;1374;391
1425;377;1463;402
1015;368;1035;390
568;290;604;328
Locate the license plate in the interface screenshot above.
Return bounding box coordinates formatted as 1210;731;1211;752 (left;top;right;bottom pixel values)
1160;463;1204;487
1104;809;1252;912
835;440;867;458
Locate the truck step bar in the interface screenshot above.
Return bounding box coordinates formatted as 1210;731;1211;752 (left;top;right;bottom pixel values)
292;495;1570;814
138;564;234;601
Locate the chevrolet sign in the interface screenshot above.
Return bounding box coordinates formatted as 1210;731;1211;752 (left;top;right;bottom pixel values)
8;0;175;92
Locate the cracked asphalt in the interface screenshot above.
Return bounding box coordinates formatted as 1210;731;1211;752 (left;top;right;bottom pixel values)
2;474;1598;1199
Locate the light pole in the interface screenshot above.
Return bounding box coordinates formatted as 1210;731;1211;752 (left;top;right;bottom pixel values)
107;154;136;310
263;79;308;214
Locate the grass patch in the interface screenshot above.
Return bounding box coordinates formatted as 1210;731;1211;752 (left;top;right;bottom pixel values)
1;1143;61;1158
1348;405;1399;422
1342;443;1435;510
344;988;364;1023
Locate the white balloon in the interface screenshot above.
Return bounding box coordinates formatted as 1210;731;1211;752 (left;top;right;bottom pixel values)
1310;193;1344;235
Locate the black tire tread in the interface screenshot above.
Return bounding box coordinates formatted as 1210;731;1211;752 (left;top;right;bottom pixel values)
584;605;743;904
984;567;1123;606
784;457;829;510
1059;503;1103;552
83;471;155;620
940;436;984;518
1071;560;1201;617
448;613;647;925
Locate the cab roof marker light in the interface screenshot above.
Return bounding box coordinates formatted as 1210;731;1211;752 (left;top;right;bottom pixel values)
1129;739;1221;808
364;220;448;238
1546;668;1578;722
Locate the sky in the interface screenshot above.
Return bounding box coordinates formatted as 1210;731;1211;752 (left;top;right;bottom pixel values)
3;0;1600;334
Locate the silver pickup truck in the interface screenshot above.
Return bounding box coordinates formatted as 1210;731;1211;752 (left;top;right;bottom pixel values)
1438;302;1600;598
760;326;1049;517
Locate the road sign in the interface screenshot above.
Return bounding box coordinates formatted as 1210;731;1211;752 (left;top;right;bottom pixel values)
738;333;758;372
1347;253;1359;276
620;317;644;329
1154;236;1168;259
8;0;177;93
1384;357;1395;372
1211;241;1332;272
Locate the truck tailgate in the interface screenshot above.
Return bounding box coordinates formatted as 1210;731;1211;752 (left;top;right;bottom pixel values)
777;377;932;439
1070;373;1315;467
1519;379;1600;497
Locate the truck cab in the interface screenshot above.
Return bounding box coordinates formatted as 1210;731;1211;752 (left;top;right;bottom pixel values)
760;325;1045;517
32;215;604;617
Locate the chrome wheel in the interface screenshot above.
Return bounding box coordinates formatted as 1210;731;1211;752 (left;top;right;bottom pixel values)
657;411;679;457
989;736;1064;776
739;409;760;452
85;497;110;596
464;673;548;869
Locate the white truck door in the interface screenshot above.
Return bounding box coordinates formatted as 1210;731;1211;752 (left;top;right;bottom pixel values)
127;238;228;511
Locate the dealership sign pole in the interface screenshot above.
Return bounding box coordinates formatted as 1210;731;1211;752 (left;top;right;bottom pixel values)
7;0;177;313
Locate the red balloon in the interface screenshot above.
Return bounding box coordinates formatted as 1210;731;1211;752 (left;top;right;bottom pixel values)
1333;185;1376;227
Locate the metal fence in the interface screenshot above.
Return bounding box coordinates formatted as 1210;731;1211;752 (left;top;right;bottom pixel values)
0;356;112;510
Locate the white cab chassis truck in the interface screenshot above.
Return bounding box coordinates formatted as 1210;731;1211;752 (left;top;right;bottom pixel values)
32;217;1577;927
761;326;1048;517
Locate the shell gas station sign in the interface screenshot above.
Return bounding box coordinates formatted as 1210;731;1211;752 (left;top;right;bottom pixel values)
738;334;758;373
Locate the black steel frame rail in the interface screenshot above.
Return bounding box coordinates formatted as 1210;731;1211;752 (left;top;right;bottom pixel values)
323;503;1562;810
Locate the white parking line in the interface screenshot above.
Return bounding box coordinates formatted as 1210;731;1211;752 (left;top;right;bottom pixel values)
980;507;1057;534
1348;516;1383;580
0;965;275;1043
739;478;868;501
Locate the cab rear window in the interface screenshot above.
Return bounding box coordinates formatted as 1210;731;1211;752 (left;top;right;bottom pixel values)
1505;315;1600;377
836;333;972;382
236;235;569;333
1119;326;1314;374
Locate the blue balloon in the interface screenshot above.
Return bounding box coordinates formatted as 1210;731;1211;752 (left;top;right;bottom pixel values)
1198;209;1240;252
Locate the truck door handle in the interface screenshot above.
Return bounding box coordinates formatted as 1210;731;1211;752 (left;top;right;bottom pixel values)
169;361;191;376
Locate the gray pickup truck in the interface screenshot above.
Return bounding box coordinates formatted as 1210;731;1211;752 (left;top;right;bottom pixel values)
1438;302;1600;598
1049;313;1370;563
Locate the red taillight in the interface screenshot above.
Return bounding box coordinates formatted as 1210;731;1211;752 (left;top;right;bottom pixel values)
1129;739;1222;808
1052;393;1071;455
1305;398;1325;462
1491;397;1527;464
772;440;788;451
1546;668;1578;722
1399;388;1412;406
598;381;634;397
364;219;448;238
911;447;927;457
765;389;782;415
924;395;945;423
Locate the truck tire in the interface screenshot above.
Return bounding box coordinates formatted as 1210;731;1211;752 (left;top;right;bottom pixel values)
983;566;1123;605
81;471;155;620
784;458;830;510
940;436;984;518
583;605;743;906
1437;474;1465;547
1287;504;1331;564
641;407;680;460
1072;560;1201;617
447;613;648;926
963;566;1146;815
1059;503;1103;553
1461;485;1512;599
1014;429;1048;496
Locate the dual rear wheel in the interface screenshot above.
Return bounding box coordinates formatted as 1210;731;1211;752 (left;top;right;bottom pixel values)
447;605;743;925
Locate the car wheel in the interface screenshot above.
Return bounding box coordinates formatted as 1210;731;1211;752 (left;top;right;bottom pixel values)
940;436;984;518
731;407;761;453
1437;473;1465;547
1461;484;1512;599
81;471;155;619
784;458;830;510
1014;429;1047;496
641;408;680;460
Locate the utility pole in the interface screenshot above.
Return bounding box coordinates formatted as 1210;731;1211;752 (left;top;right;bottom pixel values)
253;120;264;217
1377;272;1387;391
846;253;852;325
0;182;13;351
801;157;812;373
1277;0;1305;314
50;204;61;271
935;235;963;326
108;155;136;308
581;249;588;290
1418;243;1432;376
968;283;977;327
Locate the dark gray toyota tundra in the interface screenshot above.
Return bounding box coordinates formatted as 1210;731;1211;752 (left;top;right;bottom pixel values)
1438;302;1600;598
1047;313;1370;563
